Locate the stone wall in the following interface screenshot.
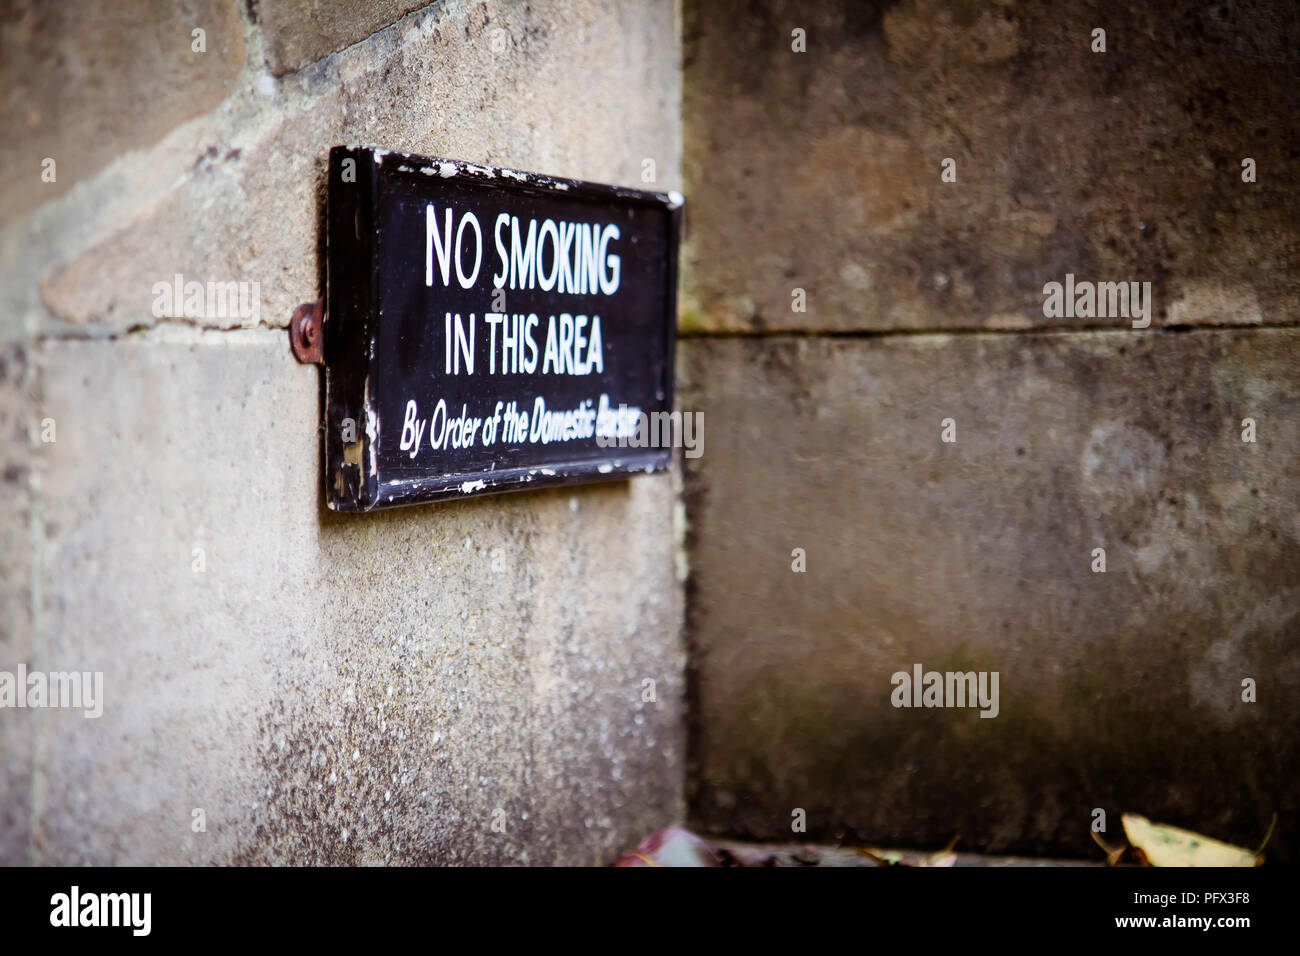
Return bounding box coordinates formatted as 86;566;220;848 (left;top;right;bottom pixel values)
0;0;685;865
6;0;1296;869
680;0;1299;861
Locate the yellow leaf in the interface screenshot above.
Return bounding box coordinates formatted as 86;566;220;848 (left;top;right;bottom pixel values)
1120;814;1257;867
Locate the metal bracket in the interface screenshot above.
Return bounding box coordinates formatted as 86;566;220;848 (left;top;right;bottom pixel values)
289;300;324;364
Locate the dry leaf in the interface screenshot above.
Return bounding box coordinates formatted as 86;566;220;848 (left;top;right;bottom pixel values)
1120;814;1258;867
1090;830;1126;866
855;836;959;867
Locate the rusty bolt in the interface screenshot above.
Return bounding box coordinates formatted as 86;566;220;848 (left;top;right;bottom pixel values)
289;300;324;364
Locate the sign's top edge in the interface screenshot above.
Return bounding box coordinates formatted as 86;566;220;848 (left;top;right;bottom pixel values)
338;144;685;211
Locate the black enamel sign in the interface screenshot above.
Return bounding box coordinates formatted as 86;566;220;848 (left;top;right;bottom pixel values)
324;146;682;511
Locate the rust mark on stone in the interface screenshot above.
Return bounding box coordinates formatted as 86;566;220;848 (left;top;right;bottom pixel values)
289;299;324;364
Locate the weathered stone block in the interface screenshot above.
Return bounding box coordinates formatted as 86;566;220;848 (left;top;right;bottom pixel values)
680;330;1299;860
0;0;245;229
28;334;681;864
257;0;430;75
682;0;1300;333
23;0;680;340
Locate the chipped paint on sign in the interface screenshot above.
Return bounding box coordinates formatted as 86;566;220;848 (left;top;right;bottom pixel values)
322;146;682;511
